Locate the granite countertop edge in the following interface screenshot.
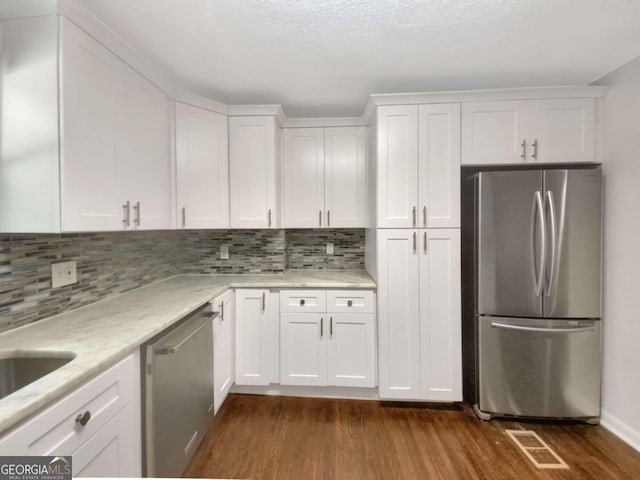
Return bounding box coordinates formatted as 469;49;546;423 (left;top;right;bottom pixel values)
0;270;376;435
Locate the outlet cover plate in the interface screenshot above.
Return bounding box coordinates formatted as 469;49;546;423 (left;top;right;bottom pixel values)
220;245;229;260
326;243;334;255
51;261;77;288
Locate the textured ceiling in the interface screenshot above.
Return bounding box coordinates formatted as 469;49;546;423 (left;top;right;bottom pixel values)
77;0;640;116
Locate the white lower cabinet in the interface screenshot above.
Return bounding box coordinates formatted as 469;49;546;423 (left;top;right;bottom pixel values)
377;229;461;401
212;289;235;413
327;313;376;388
235;289;272;385
279;290;376;388
280;313;327;386
0;351;141;476
71;402;140;477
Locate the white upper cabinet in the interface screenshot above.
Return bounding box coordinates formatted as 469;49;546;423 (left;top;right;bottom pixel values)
283;126;366;228
60;18;172;232
418;104;461;228
283;128;325;227
530;98;595;164
229;116;281;228
324;127;367;228
61;18;123;232
118;67;172;230
376;105;419;228
462;98;595;165
176;103;229;229
377;104;460;229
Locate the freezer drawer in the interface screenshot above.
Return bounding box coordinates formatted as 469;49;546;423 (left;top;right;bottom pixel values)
478;316;600;419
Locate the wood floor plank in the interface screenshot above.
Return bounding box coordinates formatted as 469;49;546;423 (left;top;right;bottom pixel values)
183;394;640;480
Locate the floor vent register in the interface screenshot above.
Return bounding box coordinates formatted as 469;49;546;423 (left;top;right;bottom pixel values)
506;429;569;470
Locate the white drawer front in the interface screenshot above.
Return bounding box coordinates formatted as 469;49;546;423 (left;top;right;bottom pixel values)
280;290;326;313
326;290;375;313
0;351;139;456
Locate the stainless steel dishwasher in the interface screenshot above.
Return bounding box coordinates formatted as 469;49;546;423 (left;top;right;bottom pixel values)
143;303;217;478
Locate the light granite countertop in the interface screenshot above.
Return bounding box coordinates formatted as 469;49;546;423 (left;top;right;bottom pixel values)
0;270;375;434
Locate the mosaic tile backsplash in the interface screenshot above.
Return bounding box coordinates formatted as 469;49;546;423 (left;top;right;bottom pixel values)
0;229;364;332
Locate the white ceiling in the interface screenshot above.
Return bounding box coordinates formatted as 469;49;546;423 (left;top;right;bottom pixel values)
77;0;640;117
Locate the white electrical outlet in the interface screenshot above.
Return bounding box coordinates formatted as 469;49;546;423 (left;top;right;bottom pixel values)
51;261;77;288
220;245;230;260
326;243;334;255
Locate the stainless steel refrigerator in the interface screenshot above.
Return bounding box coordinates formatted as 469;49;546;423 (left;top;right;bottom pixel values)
468;167;602;423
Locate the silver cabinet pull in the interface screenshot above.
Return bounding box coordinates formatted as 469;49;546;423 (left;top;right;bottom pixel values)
520;140;527;159
327;210;330;227
262;292;266;311
413;231;417;252
347;300;353;307
181;207;186;228
268;208;272;227
133;201;141;226
320;317;323;338
122;201;130;227
423;206;427;226
75;411;91;426
319;210;322;227
220;302;224;322
423;231;427;253
330;316;333;337
300;299;305;306
412;206;416;226
532;139;538;160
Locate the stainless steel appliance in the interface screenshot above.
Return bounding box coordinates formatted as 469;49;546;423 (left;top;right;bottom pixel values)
143;303;217;477
468;167;602;422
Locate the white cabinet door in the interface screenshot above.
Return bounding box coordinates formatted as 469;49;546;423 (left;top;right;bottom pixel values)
419;229;461;401
72;402;141;478
176;102;229;229
462;99;595;165
324;127;367;228
377;105;419;228
60;19;123;231
213;290;235;413
377;229;421;399
229;116;280;228
118;66;172;230
327;313;376;388
418;104;461;228
235;289;271;386
530;98;595;164
283;128;325;228
280;313;327;386
461;101;532;165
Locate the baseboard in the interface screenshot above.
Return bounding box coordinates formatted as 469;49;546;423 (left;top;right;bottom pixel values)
231;384;381;401
600;409;640;452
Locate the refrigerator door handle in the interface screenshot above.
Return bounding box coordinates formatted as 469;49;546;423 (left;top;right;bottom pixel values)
490;322;595;334
531;191;546;297
545;190;557;297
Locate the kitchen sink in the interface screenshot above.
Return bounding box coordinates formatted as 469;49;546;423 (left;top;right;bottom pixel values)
0;351;76;400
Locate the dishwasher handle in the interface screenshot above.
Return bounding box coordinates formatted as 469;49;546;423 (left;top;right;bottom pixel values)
156;311;219;355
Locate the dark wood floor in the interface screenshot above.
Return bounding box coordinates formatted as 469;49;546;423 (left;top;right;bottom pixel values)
184;394;640;479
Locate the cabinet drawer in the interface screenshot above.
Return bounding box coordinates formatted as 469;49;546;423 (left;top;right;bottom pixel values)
0;351;139;456
280;290;326;313
326;290;375;313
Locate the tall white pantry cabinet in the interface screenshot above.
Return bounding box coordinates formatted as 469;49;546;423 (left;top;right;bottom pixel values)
374;103;462;402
